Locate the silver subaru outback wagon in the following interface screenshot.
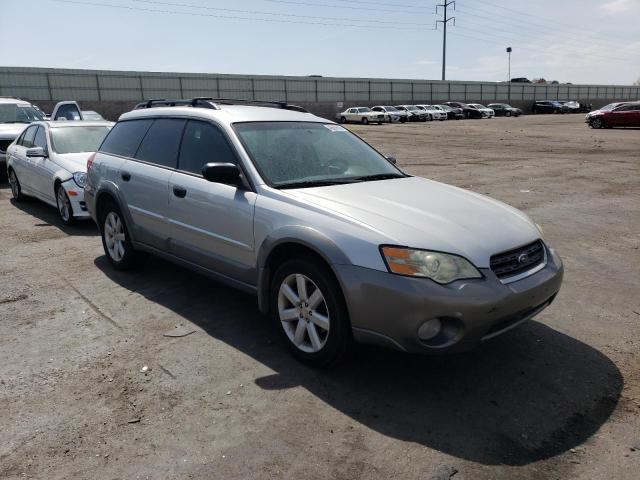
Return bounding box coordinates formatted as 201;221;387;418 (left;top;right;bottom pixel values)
85;99;563;366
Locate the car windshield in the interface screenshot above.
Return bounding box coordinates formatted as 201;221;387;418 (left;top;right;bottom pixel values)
0;104;44;124
50;126;112;154
234;122;405;189
475;104;487;108
438;105;452;111
406;106;421;111
383;106;399;112
358;107;372;113
599;103;618;111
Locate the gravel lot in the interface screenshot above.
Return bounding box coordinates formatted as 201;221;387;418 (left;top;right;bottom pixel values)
1;114;638;479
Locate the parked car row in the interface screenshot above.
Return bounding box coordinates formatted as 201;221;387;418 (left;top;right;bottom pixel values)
337;102;523;124
3;97;564;366
531;100;591;114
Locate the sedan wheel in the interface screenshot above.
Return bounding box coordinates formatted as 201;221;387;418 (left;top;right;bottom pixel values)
56;186;74;225
362;117;369;125
591;118;604;129
278;273;330;354
8;169;23;201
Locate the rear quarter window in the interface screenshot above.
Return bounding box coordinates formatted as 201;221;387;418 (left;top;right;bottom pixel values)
100;119;153;158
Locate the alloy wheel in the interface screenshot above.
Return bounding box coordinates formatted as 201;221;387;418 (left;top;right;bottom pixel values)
104;211;126;262
8;170;20;199
278;273;330;353
56;187;72;223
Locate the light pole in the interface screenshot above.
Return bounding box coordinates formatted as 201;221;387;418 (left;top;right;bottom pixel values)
506;47;512;102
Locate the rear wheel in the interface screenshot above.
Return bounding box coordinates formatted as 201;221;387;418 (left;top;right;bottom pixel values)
271;258;352;367
55;184;75;225
8;169;24;202
100;201;145;270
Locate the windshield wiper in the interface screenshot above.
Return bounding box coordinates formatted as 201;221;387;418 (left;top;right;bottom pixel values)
352;173;406;182
277;179;358;189
3;121;31;124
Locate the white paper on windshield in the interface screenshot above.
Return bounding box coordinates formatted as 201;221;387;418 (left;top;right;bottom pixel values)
324;124;347;132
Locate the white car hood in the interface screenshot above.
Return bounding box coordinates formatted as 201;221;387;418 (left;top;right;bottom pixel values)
51;152;92;174
286;176;540;268
0;123;28;140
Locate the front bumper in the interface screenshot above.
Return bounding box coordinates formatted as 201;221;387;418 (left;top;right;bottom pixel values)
337;246;563;354
61;179;90;218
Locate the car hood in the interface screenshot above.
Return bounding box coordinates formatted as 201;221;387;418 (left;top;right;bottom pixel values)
51;152;93;173
285;176;540;268
0;123;28;140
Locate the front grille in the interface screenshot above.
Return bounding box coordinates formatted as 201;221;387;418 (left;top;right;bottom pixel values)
490;240;545;279
0;139;12;153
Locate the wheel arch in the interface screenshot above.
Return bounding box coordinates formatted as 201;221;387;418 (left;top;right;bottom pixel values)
94;184;137;243
256;229;350;315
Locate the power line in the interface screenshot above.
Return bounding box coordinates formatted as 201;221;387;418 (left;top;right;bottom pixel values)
262;0;435;14
48;0;432;30
132;0;428;25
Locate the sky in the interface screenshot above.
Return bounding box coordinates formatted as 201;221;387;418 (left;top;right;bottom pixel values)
1;0;639;85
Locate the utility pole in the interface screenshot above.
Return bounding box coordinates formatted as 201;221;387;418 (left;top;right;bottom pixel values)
507;47;512;101
436;1;455;81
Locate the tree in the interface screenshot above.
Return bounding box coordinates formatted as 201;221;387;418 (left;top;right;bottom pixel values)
634;77;640;86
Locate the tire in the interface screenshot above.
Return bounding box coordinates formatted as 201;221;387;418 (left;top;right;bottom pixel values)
8;168;24;202
428;114;433;122
270;257;352;367
99;200;145;271
339;116;347;124
361;117;369;125
591;117;604;129
55;184;76;226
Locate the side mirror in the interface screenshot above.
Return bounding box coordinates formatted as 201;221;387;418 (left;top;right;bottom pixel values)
386;155;397;165
26;147;46;158
202;162;241;185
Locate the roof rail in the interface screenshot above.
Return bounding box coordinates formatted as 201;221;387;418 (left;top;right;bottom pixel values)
210;98;309;113
134;98;221;110
133;97;308;113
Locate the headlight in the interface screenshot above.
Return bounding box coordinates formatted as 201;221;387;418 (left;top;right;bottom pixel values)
73;171;87;188
381;246;482;284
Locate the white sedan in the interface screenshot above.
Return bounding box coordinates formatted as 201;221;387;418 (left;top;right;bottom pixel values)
338;107;385;125
6;120;113;224
415;105;448;121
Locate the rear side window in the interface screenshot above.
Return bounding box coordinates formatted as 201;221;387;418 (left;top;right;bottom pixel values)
135;119;186;168
178;120;236;175
100;120;153;157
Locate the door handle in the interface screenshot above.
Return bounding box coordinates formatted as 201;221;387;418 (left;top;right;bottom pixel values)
173;186;187;198
121;171;131;182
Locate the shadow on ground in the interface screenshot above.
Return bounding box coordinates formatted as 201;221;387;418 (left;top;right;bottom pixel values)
95;255;622;467
9;197;97;237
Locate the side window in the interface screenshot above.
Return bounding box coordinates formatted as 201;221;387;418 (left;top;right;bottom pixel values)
100;119;153;158
22;126;38;148
54;103;82;121
178;120;236;175
33;126;47;150
135;119;186;168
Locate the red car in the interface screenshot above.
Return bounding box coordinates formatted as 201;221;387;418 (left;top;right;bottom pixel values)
586;101;640;129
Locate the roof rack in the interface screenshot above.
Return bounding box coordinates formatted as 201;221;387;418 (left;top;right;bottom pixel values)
133;97;308;113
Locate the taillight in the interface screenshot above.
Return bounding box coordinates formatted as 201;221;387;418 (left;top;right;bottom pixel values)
87;152;96;171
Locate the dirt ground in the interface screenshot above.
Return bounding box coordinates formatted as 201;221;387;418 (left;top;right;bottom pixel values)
1;114;639;480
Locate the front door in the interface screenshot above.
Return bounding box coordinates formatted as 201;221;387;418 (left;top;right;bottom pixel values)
167;119;257;284
30;126;55;202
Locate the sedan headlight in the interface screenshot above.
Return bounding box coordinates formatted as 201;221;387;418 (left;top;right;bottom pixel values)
381;246;482;284
73;171;87;188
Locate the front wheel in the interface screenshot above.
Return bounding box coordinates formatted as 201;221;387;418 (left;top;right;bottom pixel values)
271;258;352;367
505;111;512;117
339;116;347;124
100;201;145;270
361;117;369;125
8;169;24;202
56;185;75;225
591;117;604;129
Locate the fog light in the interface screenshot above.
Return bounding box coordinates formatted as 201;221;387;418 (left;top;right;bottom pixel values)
418;318;442;340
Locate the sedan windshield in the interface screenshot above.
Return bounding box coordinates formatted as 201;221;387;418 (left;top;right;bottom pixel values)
358;107;372;113
383;106;399;112
234;122;405;188
599;103;618;111
50;126;112;154
437;105;453;111
0;104;44;124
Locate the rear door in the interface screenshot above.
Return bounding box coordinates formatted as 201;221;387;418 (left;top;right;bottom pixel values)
168;119;257;284
100;118;180;250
